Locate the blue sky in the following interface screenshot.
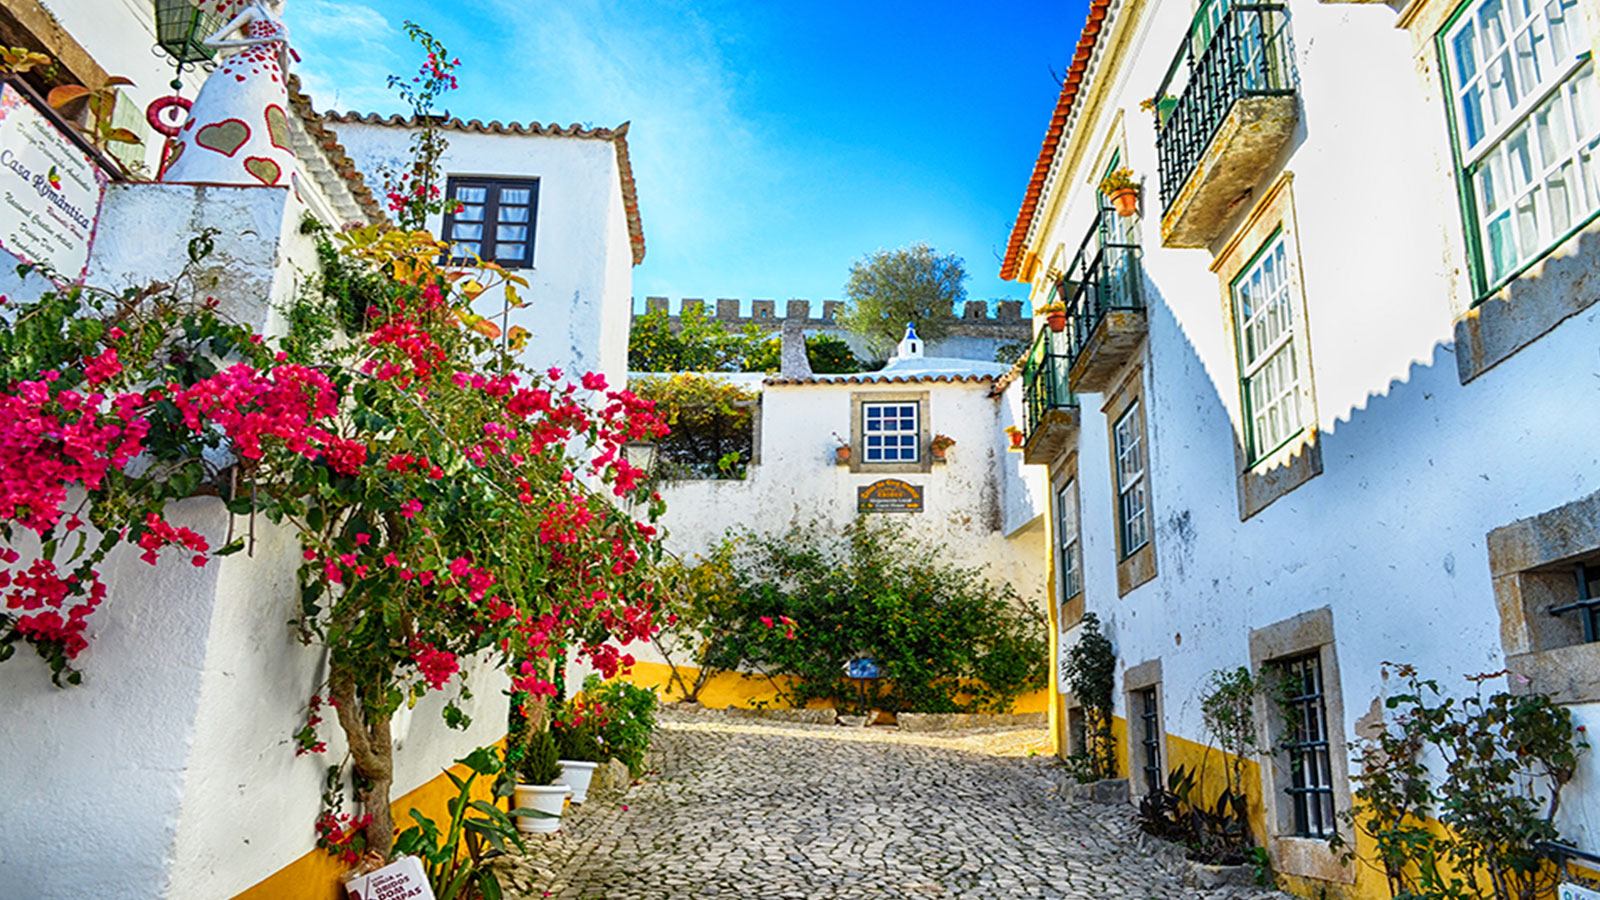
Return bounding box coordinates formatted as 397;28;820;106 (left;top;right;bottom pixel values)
285;0;1083;311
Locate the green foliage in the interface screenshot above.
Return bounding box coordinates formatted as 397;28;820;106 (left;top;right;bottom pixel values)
300;216;394;334
1137;764;1256;865
743;332;865;374
1200;666;1265;800
555;719;603;764
590;675;659;775
630;374;755;480
628;306;770;372
666;519;1048;714
1340;664;1589;900
1063;612;1117;780
393;747;526;900
840;243;966;357
519;729;561;786
993;339;1029;366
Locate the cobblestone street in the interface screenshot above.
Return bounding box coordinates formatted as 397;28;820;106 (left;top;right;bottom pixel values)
498;711;1286;900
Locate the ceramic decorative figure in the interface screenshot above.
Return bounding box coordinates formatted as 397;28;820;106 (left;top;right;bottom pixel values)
161;0;295;186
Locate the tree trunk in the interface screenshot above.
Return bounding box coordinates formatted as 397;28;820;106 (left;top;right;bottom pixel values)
330;666;396;859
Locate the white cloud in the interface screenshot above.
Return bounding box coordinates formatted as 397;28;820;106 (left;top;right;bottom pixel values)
282;0;402;113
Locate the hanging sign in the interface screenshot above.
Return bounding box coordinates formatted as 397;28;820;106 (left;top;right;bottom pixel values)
857;478;924;514
844;657;880;680
0;83;109;281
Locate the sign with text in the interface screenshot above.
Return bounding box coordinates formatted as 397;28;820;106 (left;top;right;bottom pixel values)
857;478;924;514
0;83;108;280
845;657;880;679
344;855;435;900
1561;883;1600;900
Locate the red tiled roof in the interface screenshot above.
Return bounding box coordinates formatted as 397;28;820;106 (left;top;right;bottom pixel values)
1000;0;1113;282
286;76;385;224
763;374;997;386
323;111;646;265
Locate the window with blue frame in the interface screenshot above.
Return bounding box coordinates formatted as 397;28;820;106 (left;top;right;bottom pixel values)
862;402;919;463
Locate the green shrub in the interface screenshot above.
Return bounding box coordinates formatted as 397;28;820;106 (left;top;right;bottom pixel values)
555;719;603;764
591;676;659;775
519;729;561;786
668;518;1048;714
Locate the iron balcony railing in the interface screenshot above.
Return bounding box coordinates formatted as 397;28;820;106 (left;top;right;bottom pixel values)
1154;3;1297;212
1022;320;1074;438
1062;206;1144;367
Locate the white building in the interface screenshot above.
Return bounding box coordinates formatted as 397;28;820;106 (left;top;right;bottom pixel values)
0;4;644;899
626;327;1051;710
1003;0;1600;894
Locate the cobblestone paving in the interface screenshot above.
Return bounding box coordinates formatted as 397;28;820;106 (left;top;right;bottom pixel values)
497;713;1286;900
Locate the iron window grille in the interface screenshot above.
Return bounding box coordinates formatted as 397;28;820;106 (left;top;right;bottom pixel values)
1113;400;1150;558
1139;687;1162;794
1057;479;1082;603
441;177;539;267
1549;562;1600;643
1022;320;1076;439
1060;207;1145;373
862;402;919;463
1279;652;1337;839
1231;229;1305;462
1154;3;1298;213
1437;0;1599;299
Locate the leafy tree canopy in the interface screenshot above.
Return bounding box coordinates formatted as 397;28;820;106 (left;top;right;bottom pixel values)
840;243;966;357
630;307;863;374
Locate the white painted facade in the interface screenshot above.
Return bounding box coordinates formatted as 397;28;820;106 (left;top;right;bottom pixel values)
331;117;641;387
1006;0;1600;889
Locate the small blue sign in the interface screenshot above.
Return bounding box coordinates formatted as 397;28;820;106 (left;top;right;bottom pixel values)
845;657;880;680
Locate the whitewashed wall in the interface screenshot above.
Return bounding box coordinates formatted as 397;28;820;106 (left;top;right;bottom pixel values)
0;183;507;900
1025;0;1600;848
332;123;636;388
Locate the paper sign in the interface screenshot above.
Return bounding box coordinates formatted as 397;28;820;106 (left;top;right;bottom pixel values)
0;83;108;280
344;855;435;900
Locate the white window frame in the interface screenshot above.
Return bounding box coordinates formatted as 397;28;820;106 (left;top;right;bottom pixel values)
1057;478;1082;603
861;401;920;464
1232;230;1304;462
1113;401;1150;557
1441;0;1600;293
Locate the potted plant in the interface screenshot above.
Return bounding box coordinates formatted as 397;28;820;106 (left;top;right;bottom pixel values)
929;434;956;461
1005;425;1025;450
833;432;852;464
1037;300;1068;333
554;718;604;804
1099;167;1140;218
512;728;570;834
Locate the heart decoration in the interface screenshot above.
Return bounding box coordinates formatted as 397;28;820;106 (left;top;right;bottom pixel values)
265;104;291;152
195;119;251;157
159;140;184;180
244;156;282;186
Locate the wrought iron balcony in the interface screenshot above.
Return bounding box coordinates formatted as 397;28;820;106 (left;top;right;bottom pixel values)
1154;3;1298;248
1020;325;1078;465
1061;207;1145;394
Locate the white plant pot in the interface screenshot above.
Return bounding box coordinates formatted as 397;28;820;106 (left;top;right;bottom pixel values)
513;783;571;834
557;760;600;804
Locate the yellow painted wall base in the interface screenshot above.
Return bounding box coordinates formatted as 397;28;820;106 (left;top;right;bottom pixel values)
624;659;1051;715
230;743;504;900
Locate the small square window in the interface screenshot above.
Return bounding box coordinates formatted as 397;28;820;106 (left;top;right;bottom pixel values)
862;401;919;463
442;177;539;267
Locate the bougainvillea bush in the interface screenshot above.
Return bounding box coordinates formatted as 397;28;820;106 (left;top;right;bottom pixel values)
0;221;668;855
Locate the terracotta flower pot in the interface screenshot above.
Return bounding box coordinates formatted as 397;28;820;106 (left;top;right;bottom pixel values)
835;445;851;463
1110;187;1139;218
1009;432;1025;449
1045;310;1067;333
931;446;949;461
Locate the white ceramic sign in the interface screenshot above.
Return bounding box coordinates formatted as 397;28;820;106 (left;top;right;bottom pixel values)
1561;882;1600;900
0;83;108;280
343;855;435;900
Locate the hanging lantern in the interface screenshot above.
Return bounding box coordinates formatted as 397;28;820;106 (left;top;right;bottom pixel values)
152;0;229;66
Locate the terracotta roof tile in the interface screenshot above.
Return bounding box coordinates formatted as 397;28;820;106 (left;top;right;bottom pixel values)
763;373;998;387
285;76;385;224
322;111;646;265
1000;0;1114;282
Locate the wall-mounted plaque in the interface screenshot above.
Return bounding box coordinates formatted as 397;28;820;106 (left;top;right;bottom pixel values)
0;82;109;281
858;478;923;514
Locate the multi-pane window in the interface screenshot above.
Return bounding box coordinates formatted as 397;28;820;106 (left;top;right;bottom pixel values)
1553;561;1600;642
1232;232;1304;461
1057;479;1082;603
1279;652;1336;839
1113;401;1150;557
862;402;919;463
442;177;539;266
1442;0;1600;293
1139;687;1162;795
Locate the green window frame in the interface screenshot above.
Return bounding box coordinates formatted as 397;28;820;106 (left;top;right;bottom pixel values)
1113;401;1150;558
1438;0;1600;299
1057;478;1082;603
1230;229;1304;463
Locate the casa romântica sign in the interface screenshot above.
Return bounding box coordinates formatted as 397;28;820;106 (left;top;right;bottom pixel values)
858;478;923;514
0;83;108;281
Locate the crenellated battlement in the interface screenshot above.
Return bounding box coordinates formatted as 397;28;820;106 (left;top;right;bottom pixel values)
635;297;1028;330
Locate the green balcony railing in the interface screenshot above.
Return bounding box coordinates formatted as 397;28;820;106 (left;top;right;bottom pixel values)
1022;323;1074;440
1154;3;1297;212
1062;207;1144;367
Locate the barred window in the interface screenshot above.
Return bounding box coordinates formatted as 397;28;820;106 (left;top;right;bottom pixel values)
1278;652;1336;839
